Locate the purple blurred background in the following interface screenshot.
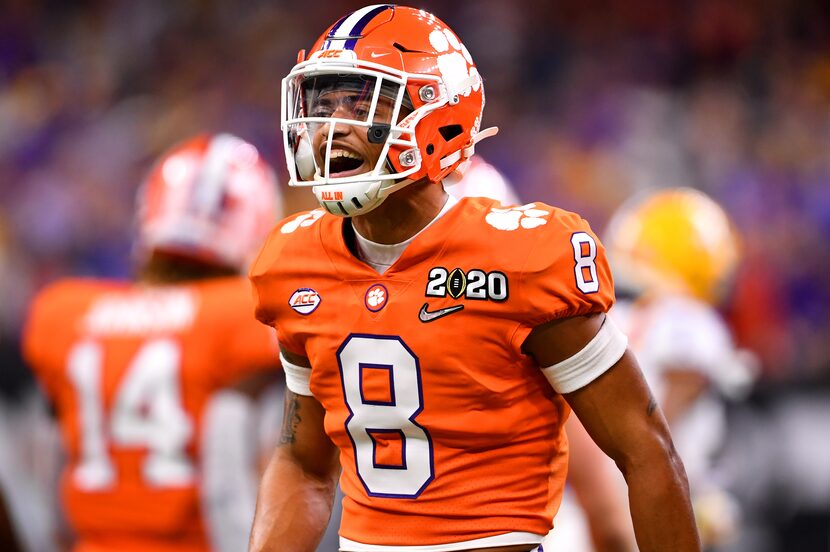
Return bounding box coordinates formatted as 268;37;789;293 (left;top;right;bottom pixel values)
2;1;830;550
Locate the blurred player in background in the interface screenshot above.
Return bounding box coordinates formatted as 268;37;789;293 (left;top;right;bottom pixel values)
249;5;699;551
602;187;756;549
450;158;637;552
0;483;23;552
0;380;61;552
23;134;283;552
443;156;521;205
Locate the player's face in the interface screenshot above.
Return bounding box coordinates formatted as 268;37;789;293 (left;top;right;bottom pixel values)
308;90;391;178
302;76;407;180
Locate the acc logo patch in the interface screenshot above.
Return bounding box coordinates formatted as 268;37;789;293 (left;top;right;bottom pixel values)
364;283;388;312
289;288;321;315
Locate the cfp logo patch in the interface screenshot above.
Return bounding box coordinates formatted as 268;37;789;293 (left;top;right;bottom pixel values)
289;288;321;315
425;267;508;302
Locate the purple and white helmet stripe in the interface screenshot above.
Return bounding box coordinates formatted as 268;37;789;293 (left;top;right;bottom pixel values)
322;4;394;51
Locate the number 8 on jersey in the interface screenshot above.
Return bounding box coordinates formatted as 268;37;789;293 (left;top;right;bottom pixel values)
337;334;434;498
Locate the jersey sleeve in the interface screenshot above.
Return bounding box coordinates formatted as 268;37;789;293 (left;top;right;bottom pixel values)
223;290;280;384
21;281;75;400
509;209;616;351
210;280;281;389
249;225;285;329
249;213;316;357
22;291;47;373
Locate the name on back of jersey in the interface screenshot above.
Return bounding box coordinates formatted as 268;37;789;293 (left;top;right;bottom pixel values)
83;290;197;335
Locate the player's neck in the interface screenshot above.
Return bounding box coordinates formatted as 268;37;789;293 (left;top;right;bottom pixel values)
351;180;448;245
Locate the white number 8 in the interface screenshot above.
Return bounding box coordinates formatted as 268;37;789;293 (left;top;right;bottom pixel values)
571;232;600;294
337;334;434;498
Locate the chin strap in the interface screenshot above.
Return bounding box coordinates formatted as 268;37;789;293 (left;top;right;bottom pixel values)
439;126;499;170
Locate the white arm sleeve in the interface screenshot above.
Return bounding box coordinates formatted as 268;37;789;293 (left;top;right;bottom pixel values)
280;353;313;396
0;393;63;552
541;316;628;394
201;390;259;552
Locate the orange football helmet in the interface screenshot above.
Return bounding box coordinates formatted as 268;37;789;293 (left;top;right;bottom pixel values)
605;187;741;304
282;4;497;216
135;134;281;270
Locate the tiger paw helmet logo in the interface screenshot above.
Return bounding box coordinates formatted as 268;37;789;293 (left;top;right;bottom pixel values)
485;203;550;231
428;25;481;107
364;284;388;312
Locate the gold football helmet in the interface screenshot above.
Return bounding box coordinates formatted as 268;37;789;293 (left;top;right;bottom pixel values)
605;187;741;304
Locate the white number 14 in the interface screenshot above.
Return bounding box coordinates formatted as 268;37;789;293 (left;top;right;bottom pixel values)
67;338;194;491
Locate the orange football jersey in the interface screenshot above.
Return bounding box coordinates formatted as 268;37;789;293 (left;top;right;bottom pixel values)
250;197;615;547
22;277;278;552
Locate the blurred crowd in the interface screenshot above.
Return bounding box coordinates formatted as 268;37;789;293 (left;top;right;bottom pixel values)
2;0;830;391
1;1;830;549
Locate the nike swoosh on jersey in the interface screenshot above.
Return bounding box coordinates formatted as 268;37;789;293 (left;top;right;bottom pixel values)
418;303;464;323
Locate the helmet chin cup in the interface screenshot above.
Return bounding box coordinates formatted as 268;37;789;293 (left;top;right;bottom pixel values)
312;177;397;217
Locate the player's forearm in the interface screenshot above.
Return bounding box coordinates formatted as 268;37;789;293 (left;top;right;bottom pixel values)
623;446;701;552
248;447;337;552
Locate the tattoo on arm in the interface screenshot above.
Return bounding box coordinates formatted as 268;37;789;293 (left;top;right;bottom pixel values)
280;391;302;444
647;396;658;417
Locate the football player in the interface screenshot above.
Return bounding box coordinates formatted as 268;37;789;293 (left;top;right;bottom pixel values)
0;390;61;552
248;5;700;552
23;134;283;552
604;187;756;548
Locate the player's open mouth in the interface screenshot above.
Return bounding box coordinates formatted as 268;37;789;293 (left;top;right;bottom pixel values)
326;149;366;177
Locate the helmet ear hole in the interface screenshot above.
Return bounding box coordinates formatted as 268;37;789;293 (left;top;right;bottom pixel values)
426;144;434;155
438;125;463;142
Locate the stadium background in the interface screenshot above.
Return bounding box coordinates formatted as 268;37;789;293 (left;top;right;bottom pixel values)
1;0;829;550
